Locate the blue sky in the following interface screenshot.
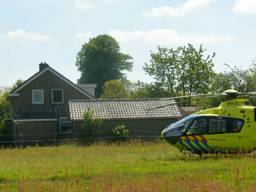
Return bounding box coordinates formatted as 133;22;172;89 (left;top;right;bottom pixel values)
0;0;256;87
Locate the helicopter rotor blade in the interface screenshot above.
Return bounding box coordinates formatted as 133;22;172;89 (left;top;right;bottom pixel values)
147;94;220;111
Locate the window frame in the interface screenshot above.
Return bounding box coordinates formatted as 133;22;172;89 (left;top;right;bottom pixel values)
32;89;44;104
51;88;64;105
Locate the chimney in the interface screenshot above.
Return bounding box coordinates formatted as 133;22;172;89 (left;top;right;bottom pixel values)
39;62;49;71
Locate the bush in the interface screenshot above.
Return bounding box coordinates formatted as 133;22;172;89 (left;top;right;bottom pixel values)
79;109;102;140
112;125;129;138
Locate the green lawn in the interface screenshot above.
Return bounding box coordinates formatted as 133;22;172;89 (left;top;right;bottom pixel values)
0;140;256;191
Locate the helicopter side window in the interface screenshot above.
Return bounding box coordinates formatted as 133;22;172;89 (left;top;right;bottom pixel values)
186;117;208;135
208;117;244;134
226;119;244;133
209;118;226;134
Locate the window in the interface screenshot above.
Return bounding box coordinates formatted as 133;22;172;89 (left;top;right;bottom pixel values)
209;117;244;134
186;117;208;135
186;116;244;135
59;117;72;134
32;89;44;104
52;89;64;104
209;118;226;134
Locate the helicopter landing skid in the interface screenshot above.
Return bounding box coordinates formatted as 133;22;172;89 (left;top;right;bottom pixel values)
180;149;203;159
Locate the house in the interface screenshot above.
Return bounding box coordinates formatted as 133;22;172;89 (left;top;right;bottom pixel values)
69;99;182;137
8;63;96;142
6;63;196;143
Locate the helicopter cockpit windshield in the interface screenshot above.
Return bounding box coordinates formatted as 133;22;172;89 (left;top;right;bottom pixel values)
162;114;197;137
186;117;208;135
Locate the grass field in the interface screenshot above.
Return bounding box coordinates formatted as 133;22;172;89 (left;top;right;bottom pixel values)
0;140;256;191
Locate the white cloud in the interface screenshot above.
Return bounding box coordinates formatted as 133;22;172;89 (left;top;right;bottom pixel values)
109;28;232;45
73;0;93;12
233;0;256;14
6;29;51;42
76;32;93;42
143;0;215;18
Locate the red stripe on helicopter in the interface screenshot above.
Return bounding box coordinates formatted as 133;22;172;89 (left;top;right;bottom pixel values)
198;135;207;142
191;135;199;141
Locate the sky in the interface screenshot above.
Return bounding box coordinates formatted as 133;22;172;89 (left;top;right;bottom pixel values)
0;0;256;87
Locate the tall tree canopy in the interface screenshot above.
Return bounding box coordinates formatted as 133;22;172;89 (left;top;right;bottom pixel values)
76;34;133;97
144;44;215;96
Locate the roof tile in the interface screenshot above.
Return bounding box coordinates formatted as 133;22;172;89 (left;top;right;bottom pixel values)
69;99;182;120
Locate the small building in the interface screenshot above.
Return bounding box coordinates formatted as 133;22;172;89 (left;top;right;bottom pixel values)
69;99;182;137
8;63;95;142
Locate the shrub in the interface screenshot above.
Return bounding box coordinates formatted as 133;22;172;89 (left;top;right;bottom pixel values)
79;109;102;140
112;125;129;138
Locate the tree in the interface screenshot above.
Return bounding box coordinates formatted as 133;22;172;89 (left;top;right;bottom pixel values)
79;109;102;140
144;44;215;96
130;81;170;98
211;64;256;93
0;89;10;129
211;72;233;93
225;64;249;92
101;80;129;99
76;34;133;97
244;62;256;92
177;44;215;95
144;47;179;96
0;80;23;129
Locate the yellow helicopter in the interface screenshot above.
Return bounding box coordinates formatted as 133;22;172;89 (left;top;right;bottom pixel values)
161;89;256;155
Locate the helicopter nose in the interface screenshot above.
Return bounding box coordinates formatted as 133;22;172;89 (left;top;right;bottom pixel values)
161;129;179;145
161;129;166;139
165;136;179;145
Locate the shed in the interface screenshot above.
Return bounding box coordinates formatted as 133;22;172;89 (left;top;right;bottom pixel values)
69;99;182;137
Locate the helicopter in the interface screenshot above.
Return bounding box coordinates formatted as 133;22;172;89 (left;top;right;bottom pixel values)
161;89;256;155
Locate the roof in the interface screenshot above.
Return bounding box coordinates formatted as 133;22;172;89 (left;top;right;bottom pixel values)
69;99;182;120
9;66;94;99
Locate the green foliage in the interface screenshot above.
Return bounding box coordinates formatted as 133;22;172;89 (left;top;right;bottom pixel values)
194;96;223;110
76;34;133;97
130;81;171;98
11;79;23;91
222;64;249;93
246;62;256;92
0;80;24;130
212;63;256;93
144;44;215;96
211;72;233;93
112;125;129;138
0;89;11;129
101;79;129;99
79;109;102;138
